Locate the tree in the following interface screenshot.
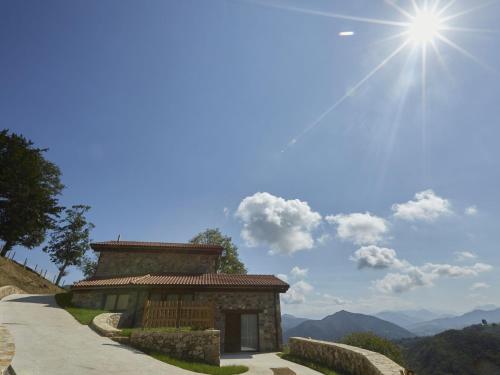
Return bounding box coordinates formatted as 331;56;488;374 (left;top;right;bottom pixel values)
43;205;94;285
0;130;64;257
80;254;98;279
190;228;247;274
341;332;405;366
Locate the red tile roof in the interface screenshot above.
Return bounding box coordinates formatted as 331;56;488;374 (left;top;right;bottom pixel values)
90;241;223;254
72;274;289;292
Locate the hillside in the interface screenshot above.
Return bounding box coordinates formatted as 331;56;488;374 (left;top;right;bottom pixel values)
408;308;500;336
0;256;63;294
375;309;452;329
402;325;500;375
283;310;415;342
282;314;309;332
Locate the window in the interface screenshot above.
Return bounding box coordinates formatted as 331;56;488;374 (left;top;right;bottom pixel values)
116;294;130;310
103;293;130;311
104;294;117;310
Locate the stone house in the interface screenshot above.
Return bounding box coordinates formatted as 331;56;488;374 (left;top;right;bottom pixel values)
71;241;289;352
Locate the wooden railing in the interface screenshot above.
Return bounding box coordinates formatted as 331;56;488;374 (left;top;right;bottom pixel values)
142;300;215;329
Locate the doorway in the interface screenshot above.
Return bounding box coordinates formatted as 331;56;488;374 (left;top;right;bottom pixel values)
224;312;259;352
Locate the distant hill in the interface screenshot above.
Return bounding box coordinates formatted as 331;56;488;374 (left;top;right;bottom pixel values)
0;256;63;294
283;310;415;342
402;324;500;375
408;308;500;336
376;309;454;329
282;314;309;332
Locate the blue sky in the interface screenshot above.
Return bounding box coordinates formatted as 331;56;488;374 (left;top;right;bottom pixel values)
2;0;500;317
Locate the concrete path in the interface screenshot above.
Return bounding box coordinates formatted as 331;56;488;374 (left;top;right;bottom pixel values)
0;294;193;375
221;352;323;375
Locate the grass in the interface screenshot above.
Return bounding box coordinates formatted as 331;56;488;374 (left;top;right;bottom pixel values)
55;292;108;325
278;353;341;375
119;326;194;338
147;351;248;375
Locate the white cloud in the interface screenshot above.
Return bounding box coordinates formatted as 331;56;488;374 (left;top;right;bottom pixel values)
422;262;493;277
326;212;388;245
322;293;349;305
290;266;308;279
392;190;452;222
470;282;490;291
351;245;408;270
282;281;314;304
465;205;478;216
374;267;434;294
276;273;288;283
223;207;230;217
375;262;493;294
236;192;322;255
454;251;477;262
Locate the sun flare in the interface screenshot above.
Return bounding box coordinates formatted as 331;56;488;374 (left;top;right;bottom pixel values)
408;9;443;44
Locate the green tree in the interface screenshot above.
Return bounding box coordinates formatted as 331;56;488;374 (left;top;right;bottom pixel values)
190;228;247;274
341;332;405;366
80;254;98;279
43;205;94;285
0;130;64;257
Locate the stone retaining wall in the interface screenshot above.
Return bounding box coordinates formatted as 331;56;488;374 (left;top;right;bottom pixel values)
289;337;404;375
0;286;25;301
0;325;15;375
90;313;124;337
130;329;220;366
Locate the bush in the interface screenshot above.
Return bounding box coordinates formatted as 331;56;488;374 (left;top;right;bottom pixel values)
341;332;404;366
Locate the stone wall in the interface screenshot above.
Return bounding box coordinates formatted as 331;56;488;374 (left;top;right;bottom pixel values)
289;337;405;375
95;252;218;277
90;313;124;337
0;325;15;375
196;291;282;352
0;285;25;300
130;329;220;366
72;288;283;352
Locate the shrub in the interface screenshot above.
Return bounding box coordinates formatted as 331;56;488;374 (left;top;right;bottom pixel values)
341;332;405;366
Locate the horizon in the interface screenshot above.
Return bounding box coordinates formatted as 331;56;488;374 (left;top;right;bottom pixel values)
2;0;500;318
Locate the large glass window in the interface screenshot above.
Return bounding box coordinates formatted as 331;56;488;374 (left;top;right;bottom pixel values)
104;293;129;311
240;314;258;351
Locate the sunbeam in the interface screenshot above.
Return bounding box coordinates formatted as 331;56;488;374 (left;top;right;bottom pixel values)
282;40;411;152
248;0;497;151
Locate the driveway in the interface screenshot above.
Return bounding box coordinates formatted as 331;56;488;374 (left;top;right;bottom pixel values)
221;352;322;375
0;294;193;375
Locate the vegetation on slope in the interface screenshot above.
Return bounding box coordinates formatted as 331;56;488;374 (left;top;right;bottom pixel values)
55;292;107;325
0;256;63;294
341;332;405;366
401;324;500;375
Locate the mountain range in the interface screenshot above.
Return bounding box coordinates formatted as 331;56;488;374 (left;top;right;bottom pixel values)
283;310;416;342
407;308;500;336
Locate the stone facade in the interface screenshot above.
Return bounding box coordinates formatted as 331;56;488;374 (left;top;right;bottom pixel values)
289;337;405;375
0;325;15;375
196;291;282;352
71;288;283;352
95;252;218;277
130;329;220;366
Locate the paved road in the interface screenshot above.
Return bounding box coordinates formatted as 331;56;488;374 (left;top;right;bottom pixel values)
0;294;193;375
221;352;322;375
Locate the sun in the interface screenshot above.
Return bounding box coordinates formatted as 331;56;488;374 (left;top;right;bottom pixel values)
408;9;443;44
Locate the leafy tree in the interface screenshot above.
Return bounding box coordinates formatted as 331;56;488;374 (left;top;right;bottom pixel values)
43;205;94;285
341;332;405;366
80;254;98;279
190;228;247;274
0;130;64;257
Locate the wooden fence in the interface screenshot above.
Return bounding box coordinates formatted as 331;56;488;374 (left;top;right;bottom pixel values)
142;300;215;329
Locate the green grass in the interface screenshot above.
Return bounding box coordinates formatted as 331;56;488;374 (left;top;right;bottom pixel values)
55;292;108;325
119;326;195;338
147;351;248;375
278;353;341;375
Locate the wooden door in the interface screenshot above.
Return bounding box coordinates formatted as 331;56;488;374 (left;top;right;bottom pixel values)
224;312;241;353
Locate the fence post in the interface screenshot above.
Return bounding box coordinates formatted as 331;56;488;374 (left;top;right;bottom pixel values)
23;258;27;267
175;300;181;328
